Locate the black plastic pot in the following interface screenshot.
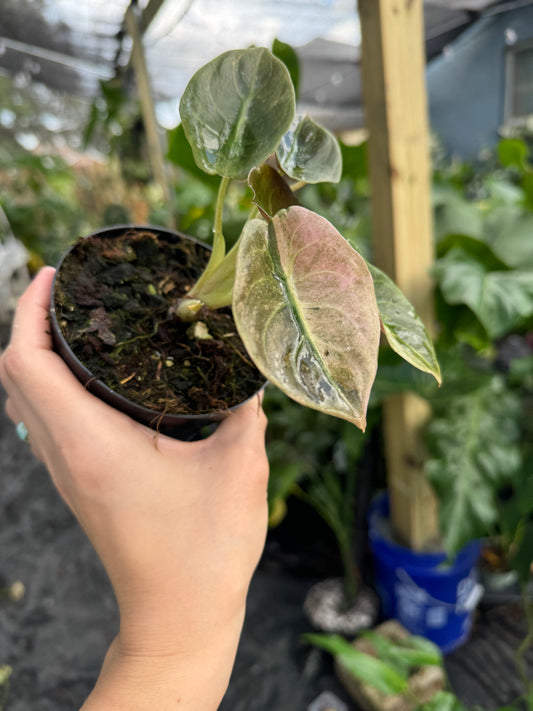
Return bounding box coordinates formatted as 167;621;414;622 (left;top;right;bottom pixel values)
49;224;265;440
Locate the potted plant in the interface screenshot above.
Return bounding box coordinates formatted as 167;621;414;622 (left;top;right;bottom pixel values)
306;620;449;711
306;618;531;711
50;46;441;440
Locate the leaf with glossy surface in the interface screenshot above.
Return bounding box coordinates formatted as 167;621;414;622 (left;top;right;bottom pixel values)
233;206;381;429
248;164;299;218
277;115;342;184
179;47;295;180
368;264;441;384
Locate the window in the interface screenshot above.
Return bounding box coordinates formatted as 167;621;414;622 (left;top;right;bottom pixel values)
504;38;533;127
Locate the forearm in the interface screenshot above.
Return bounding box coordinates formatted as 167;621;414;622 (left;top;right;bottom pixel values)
81;630;241;711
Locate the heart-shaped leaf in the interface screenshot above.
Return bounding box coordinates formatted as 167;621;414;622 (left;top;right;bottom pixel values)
368;263;441;384
248;164;299;218
277;115;342;184
233;206;381;429
433;247;533;338
179;47;295;180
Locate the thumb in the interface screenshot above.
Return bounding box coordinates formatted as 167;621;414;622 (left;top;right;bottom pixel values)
212;392;267;446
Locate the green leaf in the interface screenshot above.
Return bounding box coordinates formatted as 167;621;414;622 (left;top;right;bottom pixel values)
433;247;533;339
483;207;533;269
304;634;408;695
433;187;483;242
271;38;300;98
417;690;469;711
362;631;443;672
277;115;342;184
233;206;381;430
179;47;295;180
248;164;299;218
497;138;529;170
483;176;524;206
340;140;368;182
425;376;522;553
437;233;508;270
368;263;441;384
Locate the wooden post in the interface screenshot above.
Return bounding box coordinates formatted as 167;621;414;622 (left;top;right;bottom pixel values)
358;0;439;549
125;4;171;204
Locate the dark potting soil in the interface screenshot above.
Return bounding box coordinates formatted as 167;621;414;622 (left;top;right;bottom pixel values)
54;229;265;416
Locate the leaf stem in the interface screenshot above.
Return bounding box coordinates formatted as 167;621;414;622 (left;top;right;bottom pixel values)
212;176;230;264
291;180;306;192
185;176;232;308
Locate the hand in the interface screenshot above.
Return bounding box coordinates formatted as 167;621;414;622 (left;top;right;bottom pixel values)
0;267;269;709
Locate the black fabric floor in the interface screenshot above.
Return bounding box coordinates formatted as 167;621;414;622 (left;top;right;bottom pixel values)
1;389;531;711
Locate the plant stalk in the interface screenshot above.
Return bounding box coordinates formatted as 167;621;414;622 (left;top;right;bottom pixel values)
212;176;230;264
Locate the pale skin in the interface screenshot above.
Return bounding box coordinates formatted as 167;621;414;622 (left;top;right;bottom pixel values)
0;267;270;710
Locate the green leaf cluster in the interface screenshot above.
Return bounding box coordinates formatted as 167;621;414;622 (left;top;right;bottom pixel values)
423;138;533;579
305;631;444;701
433;138;533;347
425;371;523;553
306;629;527;711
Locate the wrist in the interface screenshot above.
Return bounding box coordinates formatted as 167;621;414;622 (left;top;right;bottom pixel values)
81;618;244;711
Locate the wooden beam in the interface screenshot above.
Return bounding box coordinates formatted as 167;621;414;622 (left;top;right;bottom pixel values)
125;4;171;204
358;0;439;549
140;0;167;35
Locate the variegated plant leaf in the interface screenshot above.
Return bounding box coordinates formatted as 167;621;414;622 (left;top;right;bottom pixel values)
233;206;381;429
277;115;342;184
179;47;295;180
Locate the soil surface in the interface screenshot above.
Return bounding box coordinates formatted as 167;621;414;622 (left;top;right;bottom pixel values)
53;228;265;417
0;386;532;710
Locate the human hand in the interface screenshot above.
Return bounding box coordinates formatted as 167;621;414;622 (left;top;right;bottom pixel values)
0;267;269;709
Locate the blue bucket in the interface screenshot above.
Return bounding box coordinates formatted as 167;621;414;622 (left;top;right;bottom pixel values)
368;493;483;653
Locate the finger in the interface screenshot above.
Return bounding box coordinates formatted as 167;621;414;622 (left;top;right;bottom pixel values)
213;394;267;445
5;397;19;424
9;267;56;352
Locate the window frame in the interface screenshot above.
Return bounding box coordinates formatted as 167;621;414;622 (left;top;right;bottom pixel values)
504;36;533;128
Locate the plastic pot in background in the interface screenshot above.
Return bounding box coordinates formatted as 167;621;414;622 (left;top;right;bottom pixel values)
368;492;483;654
49;224;265;441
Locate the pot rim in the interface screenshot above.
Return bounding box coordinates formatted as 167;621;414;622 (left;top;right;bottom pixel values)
49;224;266;433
